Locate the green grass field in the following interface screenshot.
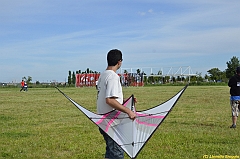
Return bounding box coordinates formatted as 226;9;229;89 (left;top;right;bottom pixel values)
1;86;240;159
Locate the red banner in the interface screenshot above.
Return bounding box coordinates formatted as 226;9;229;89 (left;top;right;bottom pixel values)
76;73;100;87
76;73;143;87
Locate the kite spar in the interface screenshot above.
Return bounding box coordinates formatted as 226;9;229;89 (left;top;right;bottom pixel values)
56;84;188;159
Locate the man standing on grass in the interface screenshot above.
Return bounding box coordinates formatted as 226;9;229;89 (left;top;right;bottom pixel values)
97;49;136;159
228;66;240;128
20;80;25;92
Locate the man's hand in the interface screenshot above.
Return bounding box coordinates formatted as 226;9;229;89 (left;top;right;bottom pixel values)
134;97;137;103
127;109;136;120
106;97;136;120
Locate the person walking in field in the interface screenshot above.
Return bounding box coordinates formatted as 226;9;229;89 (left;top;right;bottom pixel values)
228;66;240;128
97;49;136;159
20;80;25;92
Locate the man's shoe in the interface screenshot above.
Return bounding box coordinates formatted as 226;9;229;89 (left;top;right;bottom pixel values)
230;124;236;128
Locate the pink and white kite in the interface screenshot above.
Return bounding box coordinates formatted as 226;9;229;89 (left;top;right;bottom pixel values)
56;84;188;158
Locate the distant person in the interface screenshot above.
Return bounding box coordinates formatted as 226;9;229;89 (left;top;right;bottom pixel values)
95;80;98;90
124;80;128;87
228;66;240;128
24;82;28;91
20;80;25;92
97;49;136;159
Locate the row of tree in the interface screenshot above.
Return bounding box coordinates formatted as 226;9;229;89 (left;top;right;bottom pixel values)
205;56;239;82
67;56;239;85
19;56;239;86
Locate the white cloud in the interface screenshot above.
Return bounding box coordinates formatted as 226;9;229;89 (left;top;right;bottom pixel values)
148;9;153;13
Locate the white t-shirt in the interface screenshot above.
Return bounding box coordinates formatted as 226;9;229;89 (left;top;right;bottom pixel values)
97;70;123;114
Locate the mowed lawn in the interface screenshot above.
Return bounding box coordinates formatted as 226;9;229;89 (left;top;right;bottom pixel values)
1;86;240;159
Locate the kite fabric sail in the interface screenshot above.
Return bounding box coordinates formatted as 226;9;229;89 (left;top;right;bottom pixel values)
56;84;188;159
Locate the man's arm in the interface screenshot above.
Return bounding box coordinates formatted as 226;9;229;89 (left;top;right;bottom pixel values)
106;97;136;120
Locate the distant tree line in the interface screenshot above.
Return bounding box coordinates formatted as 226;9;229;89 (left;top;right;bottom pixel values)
204;56;239;83
18;56;240;87
3;56;238;88
67;56;239;85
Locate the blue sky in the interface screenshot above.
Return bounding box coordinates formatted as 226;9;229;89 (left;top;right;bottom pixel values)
0;0;240;83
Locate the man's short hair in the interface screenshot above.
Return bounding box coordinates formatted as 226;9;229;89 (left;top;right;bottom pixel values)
107;49;122;66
